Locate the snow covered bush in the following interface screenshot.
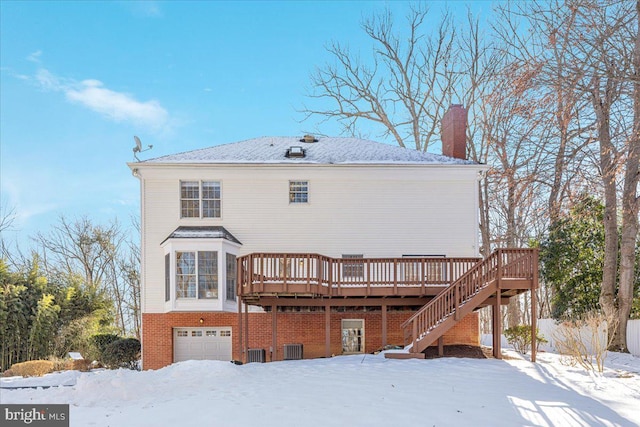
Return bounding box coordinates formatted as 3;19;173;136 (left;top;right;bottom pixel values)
102;338;141;370
504;325;547;354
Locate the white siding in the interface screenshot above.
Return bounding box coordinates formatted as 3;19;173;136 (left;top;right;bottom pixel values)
137;164;483;312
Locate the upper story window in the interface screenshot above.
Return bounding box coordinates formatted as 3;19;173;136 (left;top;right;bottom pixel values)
289;181;308;203
176;251;218;299
181;181;221;218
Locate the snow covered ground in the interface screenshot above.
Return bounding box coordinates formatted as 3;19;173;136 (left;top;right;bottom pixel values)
1;350;639;427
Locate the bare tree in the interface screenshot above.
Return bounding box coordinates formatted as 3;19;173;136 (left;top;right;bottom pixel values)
303;2;638;338
494;0;639;344
570;0;638;350
0;203;16;235
34;215;141;337
617;0;640;352
303;5;460;151
34;216;123;291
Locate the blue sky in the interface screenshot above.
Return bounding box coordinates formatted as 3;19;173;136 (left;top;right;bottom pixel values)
1;1;492;250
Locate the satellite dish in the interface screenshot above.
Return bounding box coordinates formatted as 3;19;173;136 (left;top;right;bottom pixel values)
132;135;153;161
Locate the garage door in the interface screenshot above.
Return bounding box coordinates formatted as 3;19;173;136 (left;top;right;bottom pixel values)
173;327;232;362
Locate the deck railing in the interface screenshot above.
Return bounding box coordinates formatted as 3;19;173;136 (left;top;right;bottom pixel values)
237;253;482;297
400;248;538;353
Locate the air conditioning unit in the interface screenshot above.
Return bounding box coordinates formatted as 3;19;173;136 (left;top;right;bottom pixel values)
283;344;303;360
247;348;265;363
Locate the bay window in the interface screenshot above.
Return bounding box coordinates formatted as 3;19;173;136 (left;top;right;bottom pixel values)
176;251;218;299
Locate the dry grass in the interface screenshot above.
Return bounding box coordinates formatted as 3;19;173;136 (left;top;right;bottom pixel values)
553;311;616;373
7;360;55;377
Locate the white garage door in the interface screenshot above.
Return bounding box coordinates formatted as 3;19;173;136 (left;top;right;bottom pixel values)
173;327;232;362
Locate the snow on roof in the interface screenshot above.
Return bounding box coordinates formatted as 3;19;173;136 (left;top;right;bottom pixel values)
161;226;241;245
145;136;478;165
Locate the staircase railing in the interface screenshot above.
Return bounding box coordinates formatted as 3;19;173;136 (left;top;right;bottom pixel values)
401;248;537;353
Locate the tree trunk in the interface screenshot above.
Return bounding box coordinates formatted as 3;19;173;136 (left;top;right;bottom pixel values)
617;0;640;352
591;77;621;347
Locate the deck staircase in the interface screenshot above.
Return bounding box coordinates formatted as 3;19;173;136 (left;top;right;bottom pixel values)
391;249;537;357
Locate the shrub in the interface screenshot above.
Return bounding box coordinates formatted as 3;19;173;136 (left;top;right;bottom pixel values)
48;356;68;372
92;333;121;358
504;325;547;355
102;338;141;370
553;311;615;373
65;359;93;372
48;355;92;372
9;360;55;377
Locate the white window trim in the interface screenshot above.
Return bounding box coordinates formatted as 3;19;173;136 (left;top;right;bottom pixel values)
289;180;309;204
341;319;365;354
180;180;222;219
162;238;240;312
175;250;219;300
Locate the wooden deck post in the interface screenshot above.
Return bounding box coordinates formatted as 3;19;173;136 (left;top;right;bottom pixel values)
438;336;444;356
454;282;460;321
243;302;249;363
237;296;243;363
493;291;502;359
237;256;244;363
381;304;387;348
531;250;538;363
272;304;277;362
531;289;537;363
325;303;331;358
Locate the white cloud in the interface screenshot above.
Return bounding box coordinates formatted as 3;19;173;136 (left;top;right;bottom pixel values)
35;68;64;91
32;68;171;133
66;79;169;131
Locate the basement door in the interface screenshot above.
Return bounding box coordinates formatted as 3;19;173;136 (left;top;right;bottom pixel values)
341;319;365;354
173;327;232;363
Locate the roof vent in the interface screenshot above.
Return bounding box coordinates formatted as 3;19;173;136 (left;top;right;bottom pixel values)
300;134;318;143
286;146;305;158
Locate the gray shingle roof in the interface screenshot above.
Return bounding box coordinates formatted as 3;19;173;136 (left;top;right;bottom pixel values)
161;226;241;245
145;136;477;165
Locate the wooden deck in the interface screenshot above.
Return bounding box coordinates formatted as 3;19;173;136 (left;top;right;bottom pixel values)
237;254;482;302
236;249;539;363
398;248;538;356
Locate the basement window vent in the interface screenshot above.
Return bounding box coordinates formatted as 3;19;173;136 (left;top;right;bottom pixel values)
286;146;305;158
283;343;303;360
247;348;266;363
300;134;318;143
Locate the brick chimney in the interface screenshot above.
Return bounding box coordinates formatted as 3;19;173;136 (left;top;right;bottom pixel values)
441;104;468;160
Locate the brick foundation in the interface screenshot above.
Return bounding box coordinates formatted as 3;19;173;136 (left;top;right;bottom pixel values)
142;310;480;370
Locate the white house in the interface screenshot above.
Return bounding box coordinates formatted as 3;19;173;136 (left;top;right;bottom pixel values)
130;106;538;369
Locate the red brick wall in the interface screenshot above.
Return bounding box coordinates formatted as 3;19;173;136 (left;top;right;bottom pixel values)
142;310;480;370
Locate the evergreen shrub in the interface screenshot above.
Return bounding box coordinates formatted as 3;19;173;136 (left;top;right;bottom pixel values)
504;325;547;354
102;338;141;370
